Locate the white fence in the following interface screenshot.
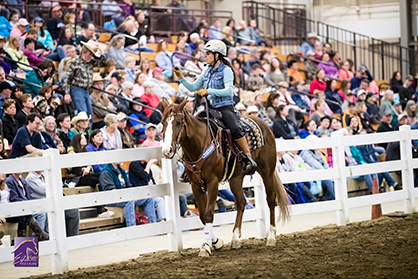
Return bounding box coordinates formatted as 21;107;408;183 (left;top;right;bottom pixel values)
0;125;417;274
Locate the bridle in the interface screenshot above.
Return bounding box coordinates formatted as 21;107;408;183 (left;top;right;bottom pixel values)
163;112;185;159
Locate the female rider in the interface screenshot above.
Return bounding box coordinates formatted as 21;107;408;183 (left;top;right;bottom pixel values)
173;40;257;174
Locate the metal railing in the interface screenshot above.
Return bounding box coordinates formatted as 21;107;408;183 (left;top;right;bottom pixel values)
242;1;418;81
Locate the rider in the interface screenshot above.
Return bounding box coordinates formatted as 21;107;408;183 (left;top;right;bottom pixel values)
173;40;257;174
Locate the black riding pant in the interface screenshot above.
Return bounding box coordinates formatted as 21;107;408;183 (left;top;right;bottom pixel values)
217;105;243;140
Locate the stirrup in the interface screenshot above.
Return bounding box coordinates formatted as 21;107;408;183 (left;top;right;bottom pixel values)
241;154;257;175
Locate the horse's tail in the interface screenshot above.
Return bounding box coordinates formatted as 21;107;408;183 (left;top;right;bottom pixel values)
273;170;291;223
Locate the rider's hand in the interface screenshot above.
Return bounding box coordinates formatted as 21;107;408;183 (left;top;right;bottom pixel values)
197;89;208;97
173;66;183;79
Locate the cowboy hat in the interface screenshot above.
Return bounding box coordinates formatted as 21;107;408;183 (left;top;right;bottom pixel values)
307;32;319;39
81;40;101;58
71;111;91;126
92;73;106;83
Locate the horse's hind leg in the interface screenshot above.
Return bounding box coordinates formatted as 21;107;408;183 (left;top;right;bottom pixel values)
259;170;279;246
228;174;246;249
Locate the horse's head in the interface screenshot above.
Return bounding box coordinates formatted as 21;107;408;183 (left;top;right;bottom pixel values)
161;97;190;158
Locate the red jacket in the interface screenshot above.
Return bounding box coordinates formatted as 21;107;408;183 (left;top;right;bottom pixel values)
310;79;326;94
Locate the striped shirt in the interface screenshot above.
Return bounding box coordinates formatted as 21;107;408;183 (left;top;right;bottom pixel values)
63;55;106;94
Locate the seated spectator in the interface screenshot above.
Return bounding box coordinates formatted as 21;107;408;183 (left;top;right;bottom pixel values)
150;67;176;100
57;27;76;48
10;113;44;159
310;69;327;94
174;39;191;66
0;13;12;39
329;50;341;69
377;107;395;139
390;71;403;94
399;75;416;110
107;84;125;113
324;79;343;114
338;79;352;102
379;89;397;127
304;50;318;83
348;116;361;135
187;32;200;51
339;60;354;81
248;19;264;46
366;92;380;123
119;0;135;17
47;6;66;44
247;64;264;92
32;18;54;52
10;18;28;38
57;113;75;150
71;111;92;138
141;123;160;147
26;170;49;234
350;66;373;90
124;57;137;83
64;13;83;37
117;113;135;148
272;104;298;139
184;49;204;76
291;81;311;112
0;81;12;119
122;20;142;50
86;129;108;174
405;100;416;125
75;23;96;50
208;19;222;40
318;52;339;79
138;58;152;80
232;58;246;91
9;10;19;27
102;0;125;27
99;162;156;226
238;20;253;46
352;79;370;98
342;101;361;128
309;99;327;127
0;48;14;77
24;59;55;97
91;74;114;130
310;89;334;117
299;120;317;139
329;117;342;132
140;81;160;117
108;35;126;69
155;40;180;78
129;97;149;143
265;93;280;121
220;26;233;48
15;93;33;127
6;173;49;240
244;48;261;75
132;72;146;98
43;116;65;154
100;114;123;150
58;45;77;77
2;99;19;145
11;85;24;113
266;57;289;86
356;102;374;133
287;60;304;86
0;135;8;159
119;80;134;113
7;35;30;70
341;90;356;112
33;85;59;118
227;47;237;63
316;116;331;137
300;32;318;56
23;37;44;67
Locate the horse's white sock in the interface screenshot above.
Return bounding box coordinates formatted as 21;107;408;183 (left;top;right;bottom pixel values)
204;223;216;245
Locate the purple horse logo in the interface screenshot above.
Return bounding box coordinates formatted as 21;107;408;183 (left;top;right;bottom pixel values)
12;237;39;267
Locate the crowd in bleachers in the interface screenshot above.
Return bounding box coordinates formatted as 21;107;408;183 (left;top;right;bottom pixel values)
1;1;418;240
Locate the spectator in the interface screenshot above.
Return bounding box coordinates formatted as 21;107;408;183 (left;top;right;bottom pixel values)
10;18;28;38
86;129;108;174
90;74;114;130
265;93;280;121
10;113;44;158
323;43;332;53
266;56;288;86
57;27;76;48
71;111;92;138
136;10;155;43
377;106;395;139
399;75;416;110
119;0;135;17
405;100;416;125
23;37;44;67
75;23;96;49
43;116;65;153
184;49;204;76
100;114;123;150
0;13;12;39
155;40;180;78
337;79;352;102
57;113;76;149
310;89;334;117
6;173;49;240
64;13;83;37
47;6;66;43
227;47;237;62
350;66;373;90
244;47;261;75
186;32;200;51
174;39;191;66
101;0;124;27
209;19;222;40
138;58;152;80
122;20;141;49
272;104;298;139
316;115;331;136
352;79;370;98
63;40;107;123
99;162;157;226
390;71;403;94
129;97;149;143
330;117;342;132
0;135;8;158
0;81;12;119
140;81;160;117
132;72;146;98
342;101;361;128
379;89;397;126
277;81;302;123
318;52;338;79
166;0;188;14
329;51;341;69
2;99;19;144
291;81;311;112
366;92;380;123
141;123;160;147
150;67;176;100
237;20;252;46
247;64;264;92
348;115;360;135
324;79;343;114
24;59;55;97
232;58;246;91
339;60;354;81
310;69;326;94
287;60;304;85
11;84;24;112
124;56;137;83
299;119;317;139
313;41;323;62
15;93;33;127
117;112;135;148
356;102;374;133
309;99;327;127
107;84;125;113
341;91;356;112
304;50;318;83
33;17;54;51
119;80;134;113
25;170;48;234
300;32;318;57
58;45;77;77
33;84;59;118
248;19;263;46
0;48;14;77
260;51;271;71
6;35;30;70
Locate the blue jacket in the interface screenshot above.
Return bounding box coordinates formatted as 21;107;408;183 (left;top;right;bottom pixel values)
128;160;155;187
291;91;310;111
7;175;31;203
350;70;373;90
300;42;314;57
98;163;130;191
86;143;108;174
356;144;378;164
0;16;12;38
155;51;180;78
24;70;45;97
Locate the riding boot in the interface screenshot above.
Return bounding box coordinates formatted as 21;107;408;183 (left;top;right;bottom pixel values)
27;217;49;241
235;137;257;175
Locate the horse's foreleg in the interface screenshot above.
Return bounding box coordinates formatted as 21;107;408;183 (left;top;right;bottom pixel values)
260;172;278;246
228;175;246;249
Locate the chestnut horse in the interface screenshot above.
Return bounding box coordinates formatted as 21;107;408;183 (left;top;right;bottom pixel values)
161;98;290;256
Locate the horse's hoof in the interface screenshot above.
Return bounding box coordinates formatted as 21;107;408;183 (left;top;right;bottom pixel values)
266;238;276;246
212;238;224;250
198;243;211;257
231;239;241;249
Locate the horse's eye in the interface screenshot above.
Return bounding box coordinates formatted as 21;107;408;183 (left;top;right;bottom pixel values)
176;122;181;127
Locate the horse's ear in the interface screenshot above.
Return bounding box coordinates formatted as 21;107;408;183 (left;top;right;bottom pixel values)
161;97;170;112
179;97;188;111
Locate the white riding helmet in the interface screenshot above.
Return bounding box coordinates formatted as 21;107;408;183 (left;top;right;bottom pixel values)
204;40;227;56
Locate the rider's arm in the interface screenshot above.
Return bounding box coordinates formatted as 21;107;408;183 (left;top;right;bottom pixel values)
208;67;234;97
178;69;205;92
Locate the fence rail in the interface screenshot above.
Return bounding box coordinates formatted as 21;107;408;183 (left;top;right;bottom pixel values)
0;127;417;274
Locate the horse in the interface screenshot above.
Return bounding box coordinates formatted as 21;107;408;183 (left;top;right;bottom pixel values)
161;97;290;256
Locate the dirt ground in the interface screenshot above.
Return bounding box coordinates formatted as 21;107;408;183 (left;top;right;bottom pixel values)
29;212;418;279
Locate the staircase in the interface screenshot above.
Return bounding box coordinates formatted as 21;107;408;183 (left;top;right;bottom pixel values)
242;1;418;81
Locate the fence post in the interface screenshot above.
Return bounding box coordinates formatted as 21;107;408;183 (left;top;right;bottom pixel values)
43;149;68;274
253;174;268;238
331;131;349;226
162;158;183;251
399;125;415;213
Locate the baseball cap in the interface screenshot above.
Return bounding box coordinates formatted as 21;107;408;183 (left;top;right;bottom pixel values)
152;67;164;76
366;92;375;100
382;107;392;116
145;123;157;130
17;18;29;26
34;17;43;23
116;113;127;121
357;89;367;96
293;80;305;88
52;6;62;12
